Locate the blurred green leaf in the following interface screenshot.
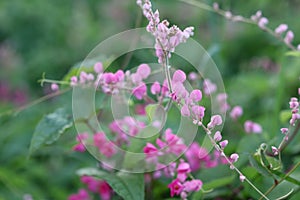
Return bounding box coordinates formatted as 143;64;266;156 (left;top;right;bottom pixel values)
202;176;235;190
29;108;73;155
285;51;300;57
280;110;292;124
77;168;144;200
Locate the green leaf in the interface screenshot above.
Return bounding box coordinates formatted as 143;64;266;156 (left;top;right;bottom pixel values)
77;168;144;200
29;108;73;155
202;176;235;190
285;51;300;57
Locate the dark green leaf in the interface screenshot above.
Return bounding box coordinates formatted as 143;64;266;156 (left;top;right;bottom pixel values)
29;108;73;155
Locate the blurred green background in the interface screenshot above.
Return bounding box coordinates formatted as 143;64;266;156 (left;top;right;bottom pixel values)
0;0;299;199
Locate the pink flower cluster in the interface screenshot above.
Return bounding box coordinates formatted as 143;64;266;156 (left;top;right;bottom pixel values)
137;0;194;63
143;128;186;162
68;176;112;200
73;116;146;158
73;132;117;158
251;11;299;48
68;189;90;200
289;97;300;126
185;142;227;171
271;89;299;156
72;133;89;152
168;161;202;199
69;62;152;101
109;116;145;145
244;120;263;134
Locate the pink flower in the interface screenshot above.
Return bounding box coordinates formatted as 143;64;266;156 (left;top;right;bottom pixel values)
271;146;279;156
72;133;89;152
156;138;166;148
191;105;205;120
94;62;103;74
177;162;191;174
68;189;90;200
185;143;209;171
164;129;186;155
258;17;268;29
280;128;288;134
98;181;112;200
213;131;222;142
284;30;294;44
168;179;184;197
172;70;186;83
181;104;190;117
103;73;117;84
289;97;299;109
132;83;147;100
230;106;243;120
190;89;202;102
188;72;198;80
183;180;203;192
135;104;146;115
94;132;106;147
230;153;239;163
203;79;217;96
93;132;116;158
51;83;59;91
290;113;300;126
144;143;158;154
70;76;78;86
165;129;179;144
240;175;246;182
217;93;230;112
101;142;117;158
151;81;161;95
137;64;151;79
81;176;99;192
244;121;262;134
207;115;222;129
275;24;288;35
115;70;124;82
219;140;228;149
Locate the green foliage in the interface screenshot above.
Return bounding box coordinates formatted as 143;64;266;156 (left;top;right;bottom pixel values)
29;108;73;155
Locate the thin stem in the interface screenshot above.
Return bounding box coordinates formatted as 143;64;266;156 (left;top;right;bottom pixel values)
38;78;70;86
200;124;270;200
279;121;300;152
259;161;300;200
162;52;174;112
180;0;297;51
0;88;71;117
76;118;97;133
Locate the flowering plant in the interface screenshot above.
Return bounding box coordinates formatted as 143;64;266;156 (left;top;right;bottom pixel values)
1;0;299;199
